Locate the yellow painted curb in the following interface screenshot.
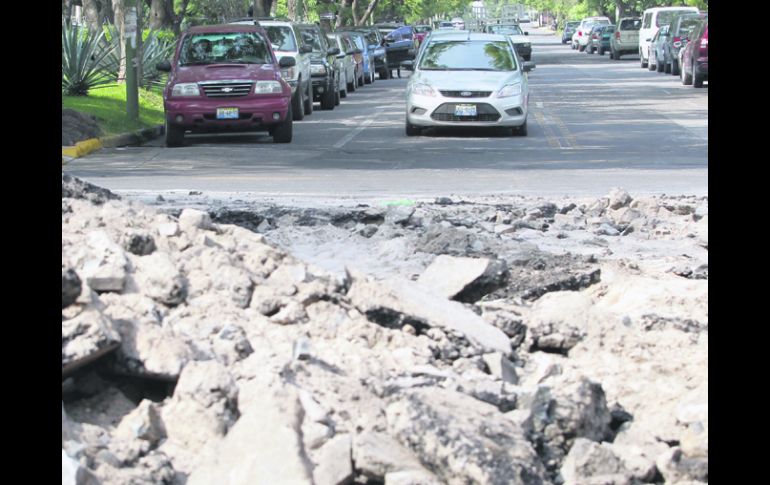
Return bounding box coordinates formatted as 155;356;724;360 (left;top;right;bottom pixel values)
62;138;103;159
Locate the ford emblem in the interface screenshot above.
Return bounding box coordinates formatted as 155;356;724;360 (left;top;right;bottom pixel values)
460;91;472;96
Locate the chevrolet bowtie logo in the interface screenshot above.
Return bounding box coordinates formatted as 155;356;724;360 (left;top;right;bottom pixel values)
222;87;234;92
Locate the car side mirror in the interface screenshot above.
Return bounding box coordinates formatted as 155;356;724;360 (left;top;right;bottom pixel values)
524;32;529;35
346;49;356;55
522;61;536;72
336;53;346;59
279;56;296;68
300;45;313;54
401;60;414;71
645;38;651;41
354;49;363;54
156;60;171;72
327;47;340;56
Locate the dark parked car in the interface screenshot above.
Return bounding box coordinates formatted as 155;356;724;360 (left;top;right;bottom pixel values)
680;17;707;87
156;24;294;146
588;24;615;55
377;24;417;76
562;21;580;44
664;12;706;75
296;24;340;110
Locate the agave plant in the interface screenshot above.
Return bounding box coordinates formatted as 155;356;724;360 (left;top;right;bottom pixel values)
62;24;118;96
101;24;175;90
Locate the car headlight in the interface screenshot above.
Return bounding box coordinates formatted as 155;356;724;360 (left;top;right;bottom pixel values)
411;83;436;97
281;67;296;80
171;83;200;97
311;64;327;76
254;81;283;94
497;83;522;98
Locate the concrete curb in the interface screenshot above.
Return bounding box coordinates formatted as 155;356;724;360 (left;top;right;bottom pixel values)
62;125;164;165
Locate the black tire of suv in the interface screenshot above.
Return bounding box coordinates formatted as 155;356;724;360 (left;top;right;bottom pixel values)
640;51;648;68
610;49;616;59
512;119;528;137
364;70;372;84
405;119;421;136
272;105;293;143
578;44;585;52
321;80;336;110
358;71;364;87
380;68;390;80
303;82;313;115
335;87;341;105
692;64;704;88
292;84;305;121
664;60;671;74
648;54;656;71
681;61;693;85
671;59;680;75
165;121;184;147
598;47;605;55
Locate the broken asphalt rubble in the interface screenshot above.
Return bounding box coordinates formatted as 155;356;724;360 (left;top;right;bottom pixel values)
62;174;707;484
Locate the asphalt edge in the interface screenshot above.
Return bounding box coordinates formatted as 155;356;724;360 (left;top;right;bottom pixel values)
62;125;164;166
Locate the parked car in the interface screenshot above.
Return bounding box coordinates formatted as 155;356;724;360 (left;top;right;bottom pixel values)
326;32;357;97
296;23;341;110
413;25;432;45
562;21;580;44
680;17;707;87
664;12;706;75
341;30;376;84
639;6;699;68
574;16;611;51
648;25;670;72
610;17;641;60
403;31;535;137
436;20;454;30
156;24;294;146
595;25;615;56
234;19;313;121
485;23;532;61
451;17;466;29
378;24;418;76
585;24;605;54
349;27;389;80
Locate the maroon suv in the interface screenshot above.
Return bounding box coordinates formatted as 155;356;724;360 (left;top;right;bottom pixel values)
157;24;296;146
680;18;708;88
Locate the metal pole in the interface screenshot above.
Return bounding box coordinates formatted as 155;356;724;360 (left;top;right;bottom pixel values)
125;0;139;120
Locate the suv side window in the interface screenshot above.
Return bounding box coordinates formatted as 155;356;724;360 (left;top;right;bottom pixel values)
642;13;652;29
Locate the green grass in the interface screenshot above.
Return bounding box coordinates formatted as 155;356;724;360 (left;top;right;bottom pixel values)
62;83;165;137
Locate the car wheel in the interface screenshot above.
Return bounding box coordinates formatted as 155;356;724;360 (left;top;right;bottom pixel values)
292;85;305;121
640;50;648;68
512;119;528;137
358;70;364;87
321;80;336;110
371;71;376;84
598;47;605;55
303;82;313;115
578;44;585;52
664;59;671;74
692;64;704;88
272;105;293;143
648;52;656;71
165;120;184;147
671;59;679;76
364;70;372;84
348;71;356;92
681;61;693;85
405;120;421;137
380;67;389;80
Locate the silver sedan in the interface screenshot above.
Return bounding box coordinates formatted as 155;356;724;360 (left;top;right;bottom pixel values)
404;32;534;136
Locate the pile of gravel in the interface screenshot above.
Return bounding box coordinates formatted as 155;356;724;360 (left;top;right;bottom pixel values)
62;175;708;485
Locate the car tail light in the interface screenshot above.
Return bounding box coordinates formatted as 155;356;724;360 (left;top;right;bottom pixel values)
593;33;598;39
578;31;582;36
615;31;620;39
699;38;708;55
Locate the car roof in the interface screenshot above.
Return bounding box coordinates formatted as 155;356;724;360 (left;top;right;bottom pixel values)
260;20;294;27
189;24;265;34
426;32;509;41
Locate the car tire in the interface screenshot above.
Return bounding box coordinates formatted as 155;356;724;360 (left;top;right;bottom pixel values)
512;119;528;137
405;118;421;137
598;47;605;55
578;44;585;52
321;81;336;110
303;82;313;115
648;52;656;71
664;59;672;74
348;71;356;92
358;70;364;87
671;59;680;75
692;64;704;88
165;120;184;147
380;67;389;80
292;84;305;121
272;105;293;143
364;70;372;84
681;61;693;85
656;57;664;72
640;50;648;68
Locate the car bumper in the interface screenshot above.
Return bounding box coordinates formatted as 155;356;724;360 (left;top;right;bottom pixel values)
164;96;291;130
406;93;528;128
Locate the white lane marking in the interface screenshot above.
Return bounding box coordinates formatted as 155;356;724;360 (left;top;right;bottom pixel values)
333;108;386;148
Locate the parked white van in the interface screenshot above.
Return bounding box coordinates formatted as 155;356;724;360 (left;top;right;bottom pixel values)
639;6;699;67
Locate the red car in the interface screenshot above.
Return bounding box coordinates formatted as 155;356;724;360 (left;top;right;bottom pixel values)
680;17;707;88
157;24;296;146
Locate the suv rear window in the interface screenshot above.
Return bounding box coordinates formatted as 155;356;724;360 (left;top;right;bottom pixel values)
657;10;696;27
620;19;641;30
265;26;297;51
179;32;272;66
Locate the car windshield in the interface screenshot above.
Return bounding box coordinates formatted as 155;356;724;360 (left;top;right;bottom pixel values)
419;40;516;71
488;25;523;35
657;10;696;27
677;17;703;36
264;26;296;51
415;26;432;33
620;19;641;30
179;32;271;66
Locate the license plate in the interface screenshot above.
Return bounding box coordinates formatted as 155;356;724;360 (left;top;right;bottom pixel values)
216;108;239;120
455;104;477;117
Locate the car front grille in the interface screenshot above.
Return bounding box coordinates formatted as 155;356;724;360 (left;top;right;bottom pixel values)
439;90;492;98
431;103;501;122
201;82;254;98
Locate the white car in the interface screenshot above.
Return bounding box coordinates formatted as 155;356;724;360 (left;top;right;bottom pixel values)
451;17;466;29
638;6;699;68
574;16;611;51
404;32;535;137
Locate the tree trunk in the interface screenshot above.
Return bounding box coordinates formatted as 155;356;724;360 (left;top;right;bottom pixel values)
172;0;190;36
150;0;169;29
358;0;378;26
287;0;297;20
253;0;273;18
64;0;74;26
100;0;114;24
113;0;126;83
136;0;143;86
82;0;102;31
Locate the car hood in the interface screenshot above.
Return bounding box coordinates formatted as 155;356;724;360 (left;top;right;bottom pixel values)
173;63;281;83
411;69;522;92
508;34;530;44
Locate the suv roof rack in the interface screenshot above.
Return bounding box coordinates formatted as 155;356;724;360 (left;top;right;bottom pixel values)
228;17;262;26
